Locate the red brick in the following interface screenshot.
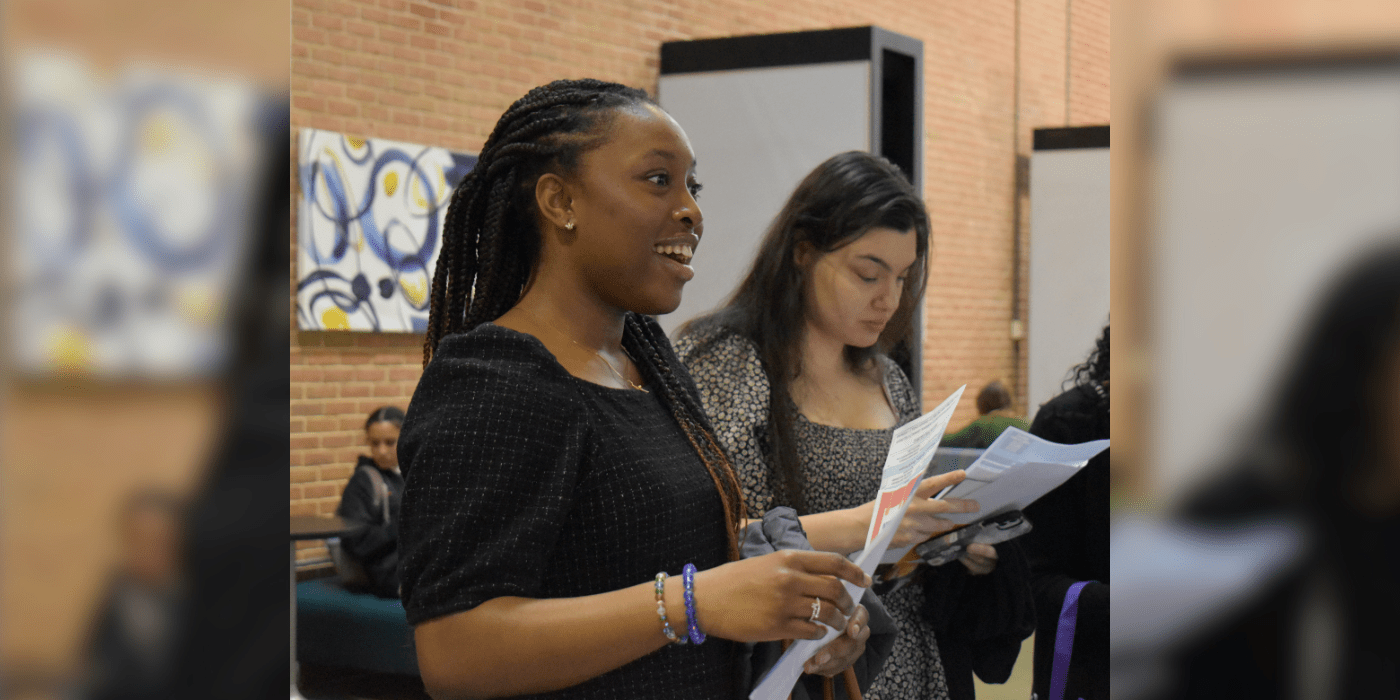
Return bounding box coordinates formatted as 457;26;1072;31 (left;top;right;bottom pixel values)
322;465;354;480
373;383;405;397
342;383;373;397
312;47;345;64
389;14;422;30
322;434;354;449
307;417;339;432
347;86;376;102
327;100;360;117
312;14;344;30
410;35;438;50
291;502;318;517
291;401;325;416
293;26;325;44
329;33;360;50
306;450;336;466
291;435;320;450
291;367;324;382
425;21;452;35
304;483;340;499
409;3;437;19
291;467;319;483
323;367;354;382
326;400;359;414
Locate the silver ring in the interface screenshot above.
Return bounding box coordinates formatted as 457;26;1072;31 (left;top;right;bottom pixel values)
809;597;821;623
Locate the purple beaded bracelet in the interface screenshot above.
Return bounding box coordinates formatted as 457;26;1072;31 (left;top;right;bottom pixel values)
682;563;706;645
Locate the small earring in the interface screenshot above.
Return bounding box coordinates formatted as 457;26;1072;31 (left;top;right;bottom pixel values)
564;219;575;231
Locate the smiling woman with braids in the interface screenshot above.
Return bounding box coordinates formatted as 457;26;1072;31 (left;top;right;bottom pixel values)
397;79;873;700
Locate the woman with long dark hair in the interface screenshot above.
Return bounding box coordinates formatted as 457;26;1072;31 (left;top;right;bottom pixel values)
677;151;1033;700
1022;324;1110;700
397;80;873;699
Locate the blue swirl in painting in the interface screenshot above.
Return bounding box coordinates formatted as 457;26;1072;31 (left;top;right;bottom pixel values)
109;84;236;274
297;128;476;332
17;107;97;276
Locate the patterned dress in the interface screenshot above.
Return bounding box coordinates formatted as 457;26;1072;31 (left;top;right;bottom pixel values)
676;324;951;700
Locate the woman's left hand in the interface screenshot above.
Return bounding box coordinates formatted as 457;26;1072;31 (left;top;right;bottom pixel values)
802;603;871;677
958;543;998;576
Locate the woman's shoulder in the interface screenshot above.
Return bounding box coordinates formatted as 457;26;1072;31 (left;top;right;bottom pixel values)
673;319;760;370
874;355;920;415
409;323;585;423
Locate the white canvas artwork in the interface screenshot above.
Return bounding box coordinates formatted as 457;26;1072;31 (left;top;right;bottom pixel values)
13;50;267;378
296;128;476;333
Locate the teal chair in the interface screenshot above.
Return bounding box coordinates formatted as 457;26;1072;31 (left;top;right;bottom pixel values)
296;579;418;676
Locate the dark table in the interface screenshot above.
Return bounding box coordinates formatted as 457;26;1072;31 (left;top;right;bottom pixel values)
291;515;361;699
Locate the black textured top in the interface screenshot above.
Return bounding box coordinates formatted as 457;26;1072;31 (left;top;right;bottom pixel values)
397;316;737;699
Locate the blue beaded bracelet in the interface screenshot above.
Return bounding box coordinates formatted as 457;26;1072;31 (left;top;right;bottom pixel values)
653;573;687;645
682;563;706;645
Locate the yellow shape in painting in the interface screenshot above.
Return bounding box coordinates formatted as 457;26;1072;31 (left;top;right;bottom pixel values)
347;137;366;150
411;177;428;209
48;326;92;375
383;171;399;197
143;115;174;154
356;232;365;252
321;307;351;330
399;277;427;307
178;286;220;325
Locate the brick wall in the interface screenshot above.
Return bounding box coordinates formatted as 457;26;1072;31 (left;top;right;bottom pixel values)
289;0;1111;561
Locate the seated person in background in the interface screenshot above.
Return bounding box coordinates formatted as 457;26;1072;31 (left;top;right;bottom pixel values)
76;489;185;700
940;380;1029;449
334;406;405;598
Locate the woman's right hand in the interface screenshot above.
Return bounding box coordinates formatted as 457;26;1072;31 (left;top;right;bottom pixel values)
691;549;871;643
884;470;979;549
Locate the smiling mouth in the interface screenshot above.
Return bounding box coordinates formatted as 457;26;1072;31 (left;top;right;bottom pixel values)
654;243;694;265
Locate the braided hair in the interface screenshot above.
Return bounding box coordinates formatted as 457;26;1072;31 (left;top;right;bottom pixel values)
423;79;745;558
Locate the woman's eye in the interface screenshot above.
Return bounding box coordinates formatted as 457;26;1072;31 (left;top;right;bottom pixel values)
688;181;703;197
648;172;670;186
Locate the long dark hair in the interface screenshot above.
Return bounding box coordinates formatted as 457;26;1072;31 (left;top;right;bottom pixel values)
422;79;745;558
682;151;930;514
1268;242;1400;518
1064;323;1109;413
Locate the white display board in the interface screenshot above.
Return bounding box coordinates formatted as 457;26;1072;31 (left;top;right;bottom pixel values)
657;61;870;335
1152;63;1400;500
1027;144;1111;421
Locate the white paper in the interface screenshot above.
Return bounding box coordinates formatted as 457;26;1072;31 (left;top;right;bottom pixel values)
749;385;965;700
931;427;1109;526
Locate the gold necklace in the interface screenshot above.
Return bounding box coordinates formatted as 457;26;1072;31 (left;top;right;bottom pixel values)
522;309;648;393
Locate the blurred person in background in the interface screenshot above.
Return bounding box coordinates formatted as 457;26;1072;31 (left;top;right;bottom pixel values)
74;490;185;700
1022;325;1109;700
940;380;1030;449
1157;242;1400;699
333;406;406;598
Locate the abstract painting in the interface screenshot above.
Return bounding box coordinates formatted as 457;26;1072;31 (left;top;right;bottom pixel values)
14;50;267;378
296;128;476;332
